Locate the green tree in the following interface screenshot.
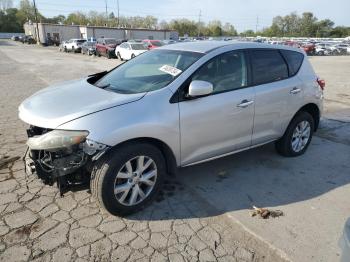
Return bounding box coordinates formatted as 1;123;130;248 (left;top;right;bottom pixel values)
65;12;89;25
0;8;23;32
222;22;237;36
169;19;198;36
240;29;255;37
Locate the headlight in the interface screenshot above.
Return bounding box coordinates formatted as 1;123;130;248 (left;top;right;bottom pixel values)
27;130;89;151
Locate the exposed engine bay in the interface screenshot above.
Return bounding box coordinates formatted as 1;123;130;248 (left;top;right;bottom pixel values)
24;125;109;195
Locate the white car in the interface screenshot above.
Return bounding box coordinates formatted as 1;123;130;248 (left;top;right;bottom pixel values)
115;42;148;61
64;39;86;53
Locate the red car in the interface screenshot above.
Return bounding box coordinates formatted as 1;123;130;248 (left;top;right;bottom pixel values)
95;38;123;59
301;43;316;56
142;40;164;50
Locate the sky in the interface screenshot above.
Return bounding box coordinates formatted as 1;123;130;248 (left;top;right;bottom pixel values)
13;0;350;32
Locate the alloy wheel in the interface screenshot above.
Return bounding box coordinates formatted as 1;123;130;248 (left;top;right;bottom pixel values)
291;120;311;152
114;156;157;206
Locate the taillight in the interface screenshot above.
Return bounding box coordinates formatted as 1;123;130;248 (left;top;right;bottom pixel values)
317;78;325;90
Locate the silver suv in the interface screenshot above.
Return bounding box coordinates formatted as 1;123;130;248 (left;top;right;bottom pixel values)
19;41;324;216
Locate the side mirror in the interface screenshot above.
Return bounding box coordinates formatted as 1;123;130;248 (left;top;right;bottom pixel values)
188;80;213;97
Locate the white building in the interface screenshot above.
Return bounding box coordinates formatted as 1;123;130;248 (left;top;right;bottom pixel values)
24;23;178;44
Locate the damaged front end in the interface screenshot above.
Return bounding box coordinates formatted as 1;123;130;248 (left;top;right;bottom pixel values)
24;126;109;195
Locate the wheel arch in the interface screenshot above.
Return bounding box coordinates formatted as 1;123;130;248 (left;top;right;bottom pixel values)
295;103;320;131
105;137;178;176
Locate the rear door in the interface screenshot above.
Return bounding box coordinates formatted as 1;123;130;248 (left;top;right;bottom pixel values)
179;50;255;165
251;49;304;145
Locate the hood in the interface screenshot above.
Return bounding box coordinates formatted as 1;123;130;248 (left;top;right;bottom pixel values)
19;78;145;129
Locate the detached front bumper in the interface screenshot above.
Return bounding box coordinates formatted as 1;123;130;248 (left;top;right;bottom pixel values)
24;125;109;187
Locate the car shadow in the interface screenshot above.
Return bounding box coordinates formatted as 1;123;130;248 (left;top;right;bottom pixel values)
127;134;350;221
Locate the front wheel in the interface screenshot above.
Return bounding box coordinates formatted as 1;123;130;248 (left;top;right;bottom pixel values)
90;143;166;216
117;52;123;61
275;111;314;157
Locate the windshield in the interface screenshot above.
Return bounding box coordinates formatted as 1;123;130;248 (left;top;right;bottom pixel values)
95;49;203;94
105;39;117;44
131;44;147;50
151;41;164;47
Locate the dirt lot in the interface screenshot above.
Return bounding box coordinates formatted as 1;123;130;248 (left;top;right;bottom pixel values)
0;40;349;262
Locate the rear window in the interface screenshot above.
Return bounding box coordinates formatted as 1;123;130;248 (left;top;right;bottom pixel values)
280;50;304;76
251;50;288;85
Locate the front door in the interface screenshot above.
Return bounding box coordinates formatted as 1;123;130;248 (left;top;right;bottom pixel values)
179;50;255;165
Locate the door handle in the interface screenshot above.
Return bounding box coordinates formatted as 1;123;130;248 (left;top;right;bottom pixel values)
290;87;301;94
237;99;254;108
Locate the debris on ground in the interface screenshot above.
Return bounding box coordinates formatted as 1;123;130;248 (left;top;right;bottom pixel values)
251;206;284;219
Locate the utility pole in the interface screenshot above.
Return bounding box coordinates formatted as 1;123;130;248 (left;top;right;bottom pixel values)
105;0;108;26
117;0;120;27
33;0;40;45
197;9;201;37
255;15;259;34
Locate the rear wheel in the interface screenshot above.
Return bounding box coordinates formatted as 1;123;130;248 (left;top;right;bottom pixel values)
275;111;314;157
96;50;101;57
90;143;165;216
131;53;136;59
107;51;111;59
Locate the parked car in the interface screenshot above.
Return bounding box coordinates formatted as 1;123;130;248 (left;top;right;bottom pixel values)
142;39;164;49
96;38;122;59
162;40;177;45
20;35;36;44
301;43;315;55
19;41;324;216
58;41;66;52
64;39;86;53
115;42;148;60
81;41;96;56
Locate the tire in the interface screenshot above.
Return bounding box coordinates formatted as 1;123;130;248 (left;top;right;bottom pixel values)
275;111;314;157
107;51;111;59
90;143;166;216
72;46;75;53
64;46;67;52
117;52;123;61
131;54;135;59
97;50;101;57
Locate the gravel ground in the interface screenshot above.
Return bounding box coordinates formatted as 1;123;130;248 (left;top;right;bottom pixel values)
0;41;286;262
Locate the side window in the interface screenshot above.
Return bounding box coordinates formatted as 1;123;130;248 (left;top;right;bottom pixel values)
191;51;247;94
280;50;304;76
251;50;288;85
